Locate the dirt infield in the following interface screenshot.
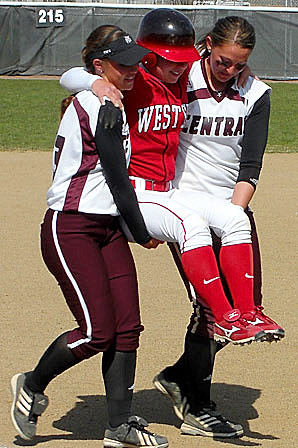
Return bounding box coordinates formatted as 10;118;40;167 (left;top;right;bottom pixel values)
1;152;297;448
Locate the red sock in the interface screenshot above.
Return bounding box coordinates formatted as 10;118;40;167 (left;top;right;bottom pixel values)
219;243;255;313
181;246;232;322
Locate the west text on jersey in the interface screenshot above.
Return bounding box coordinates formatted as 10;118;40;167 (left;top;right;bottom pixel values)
137;104;187;132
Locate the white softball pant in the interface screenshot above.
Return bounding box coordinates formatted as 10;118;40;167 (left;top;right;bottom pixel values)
121;188;212;252
171;189;251;246
121;188;251;249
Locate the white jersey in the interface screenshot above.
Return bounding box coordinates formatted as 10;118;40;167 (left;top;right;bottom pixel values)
174;59;271;201
47;91;131;215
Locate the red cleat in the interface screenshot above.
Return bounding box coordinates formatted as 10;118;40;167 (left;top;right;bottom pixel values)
214;309;266;345
242;306;285;342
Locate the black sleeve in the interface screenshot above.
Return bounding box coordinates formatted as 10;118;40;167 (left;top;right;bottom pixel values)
237;90;270;189
95;101;151;245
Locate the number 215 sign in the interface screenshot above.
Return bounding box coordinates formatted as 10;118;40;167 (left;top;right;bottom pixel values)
36;8;65;27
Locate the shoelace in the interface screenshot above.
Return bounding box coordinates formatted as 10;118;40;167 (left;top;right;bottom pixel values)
125;420;154;437
256;306;273;323
237;317;251;327
242;307;274;325
200;401;230;423
202;401;220;415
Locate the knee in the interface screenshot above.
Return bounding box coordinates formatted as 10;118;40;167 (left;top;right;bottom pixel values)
115;324;144;351
182;215;212;251
70;332;116;360
221;205;251;245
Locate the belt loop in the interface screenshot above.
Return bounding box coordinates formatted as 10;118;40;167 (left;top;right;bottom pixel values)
137;178;146;190
129;176;171;192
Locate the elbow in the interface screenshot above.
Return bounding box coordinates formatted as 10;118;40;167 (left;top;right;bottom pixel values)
60;71;68;89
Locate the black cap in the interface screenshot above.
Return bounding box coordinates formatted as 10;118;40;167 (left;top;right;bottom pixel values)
92;34;150;66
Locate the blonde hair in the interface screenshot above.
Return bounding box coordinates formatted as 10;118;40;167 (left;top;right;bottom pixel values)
196;16;255;57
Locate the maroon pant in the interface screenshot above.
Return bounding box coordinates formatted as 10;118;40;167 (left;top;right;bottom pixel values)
40;209;143;360
168;209;263;338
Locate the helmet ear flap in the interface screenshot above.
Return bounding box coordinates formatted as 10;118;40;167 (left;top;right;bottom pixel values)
142;53;157;69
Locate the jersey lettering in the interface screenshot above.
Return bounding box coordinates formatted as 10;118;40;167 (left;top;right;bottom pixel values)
223;117;234;136
200;117;213;135
163;104;171;129
122;122;130;156
138;104;183;133
182;115;245;136
138;106;155;133
234;116;243;135
172;105;181;128
53;135;65;177
214;117;225;136
188;115;201;134
152;105;163;130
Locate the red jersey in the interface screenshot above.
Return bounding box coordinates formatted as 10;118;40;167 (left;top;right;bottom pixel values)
123;66;189;182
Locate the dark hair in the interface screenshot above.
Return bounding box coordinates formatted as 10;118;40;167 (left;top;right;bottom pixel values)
196;16;256;57
60;94;75;120
82;25;126;73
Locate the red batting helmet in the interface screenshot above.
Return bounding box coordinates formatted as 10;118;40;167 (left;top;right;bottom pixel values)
136;8;200;63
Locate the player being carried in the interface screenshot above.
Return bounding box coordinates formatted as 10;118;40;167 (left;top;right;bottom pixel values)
60;9;284;348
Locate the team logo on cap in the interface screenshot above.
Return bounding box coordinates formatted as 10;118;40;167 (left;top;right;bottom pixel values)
124;35;132;44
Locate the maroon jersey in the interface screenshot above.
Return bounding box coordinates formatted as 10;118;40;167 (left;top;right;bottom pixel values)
123;66;189;183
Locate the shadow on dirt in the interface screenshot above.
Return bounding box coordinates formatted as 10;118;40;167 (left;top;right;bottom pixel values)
12;383;279;446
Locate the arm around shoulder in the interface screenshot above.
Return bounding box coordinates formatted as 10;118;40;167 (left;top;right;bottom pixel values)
60;67;123;108
60;66;100;92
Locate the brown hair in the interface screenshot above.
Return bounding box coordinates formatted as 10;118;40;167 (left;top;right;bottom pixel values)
82;25;126;73
60;94;75;120
59;26;127;119
196;16;256;57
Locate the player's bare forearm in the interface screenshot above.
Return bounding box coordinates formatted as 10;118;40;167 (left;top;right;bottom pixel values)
232;181;255;209
60;67;124;109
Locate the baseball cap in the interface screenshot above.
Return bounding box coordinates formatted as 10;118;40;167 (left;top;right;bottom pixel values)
93;34;150;66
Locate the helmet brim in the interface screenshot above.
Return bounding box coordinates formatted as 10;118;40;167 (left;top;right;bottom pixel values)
157;46;200;63
137;41;200;63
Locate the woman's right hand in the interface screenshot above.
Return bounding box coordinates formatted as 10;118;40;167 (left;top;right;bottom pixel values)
92;79;124;109
142;238;164;249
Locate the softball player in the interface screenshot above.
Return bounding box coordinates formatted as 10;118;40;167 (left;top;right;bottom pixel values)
60;9;272;347
154;16;285;439
60;8;284;439
10;25;169;448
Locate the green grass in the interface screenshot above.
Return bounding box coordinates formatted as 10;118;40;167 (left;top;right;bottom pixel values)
0;79;297;152
266;82;298;153
0;79;68;151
